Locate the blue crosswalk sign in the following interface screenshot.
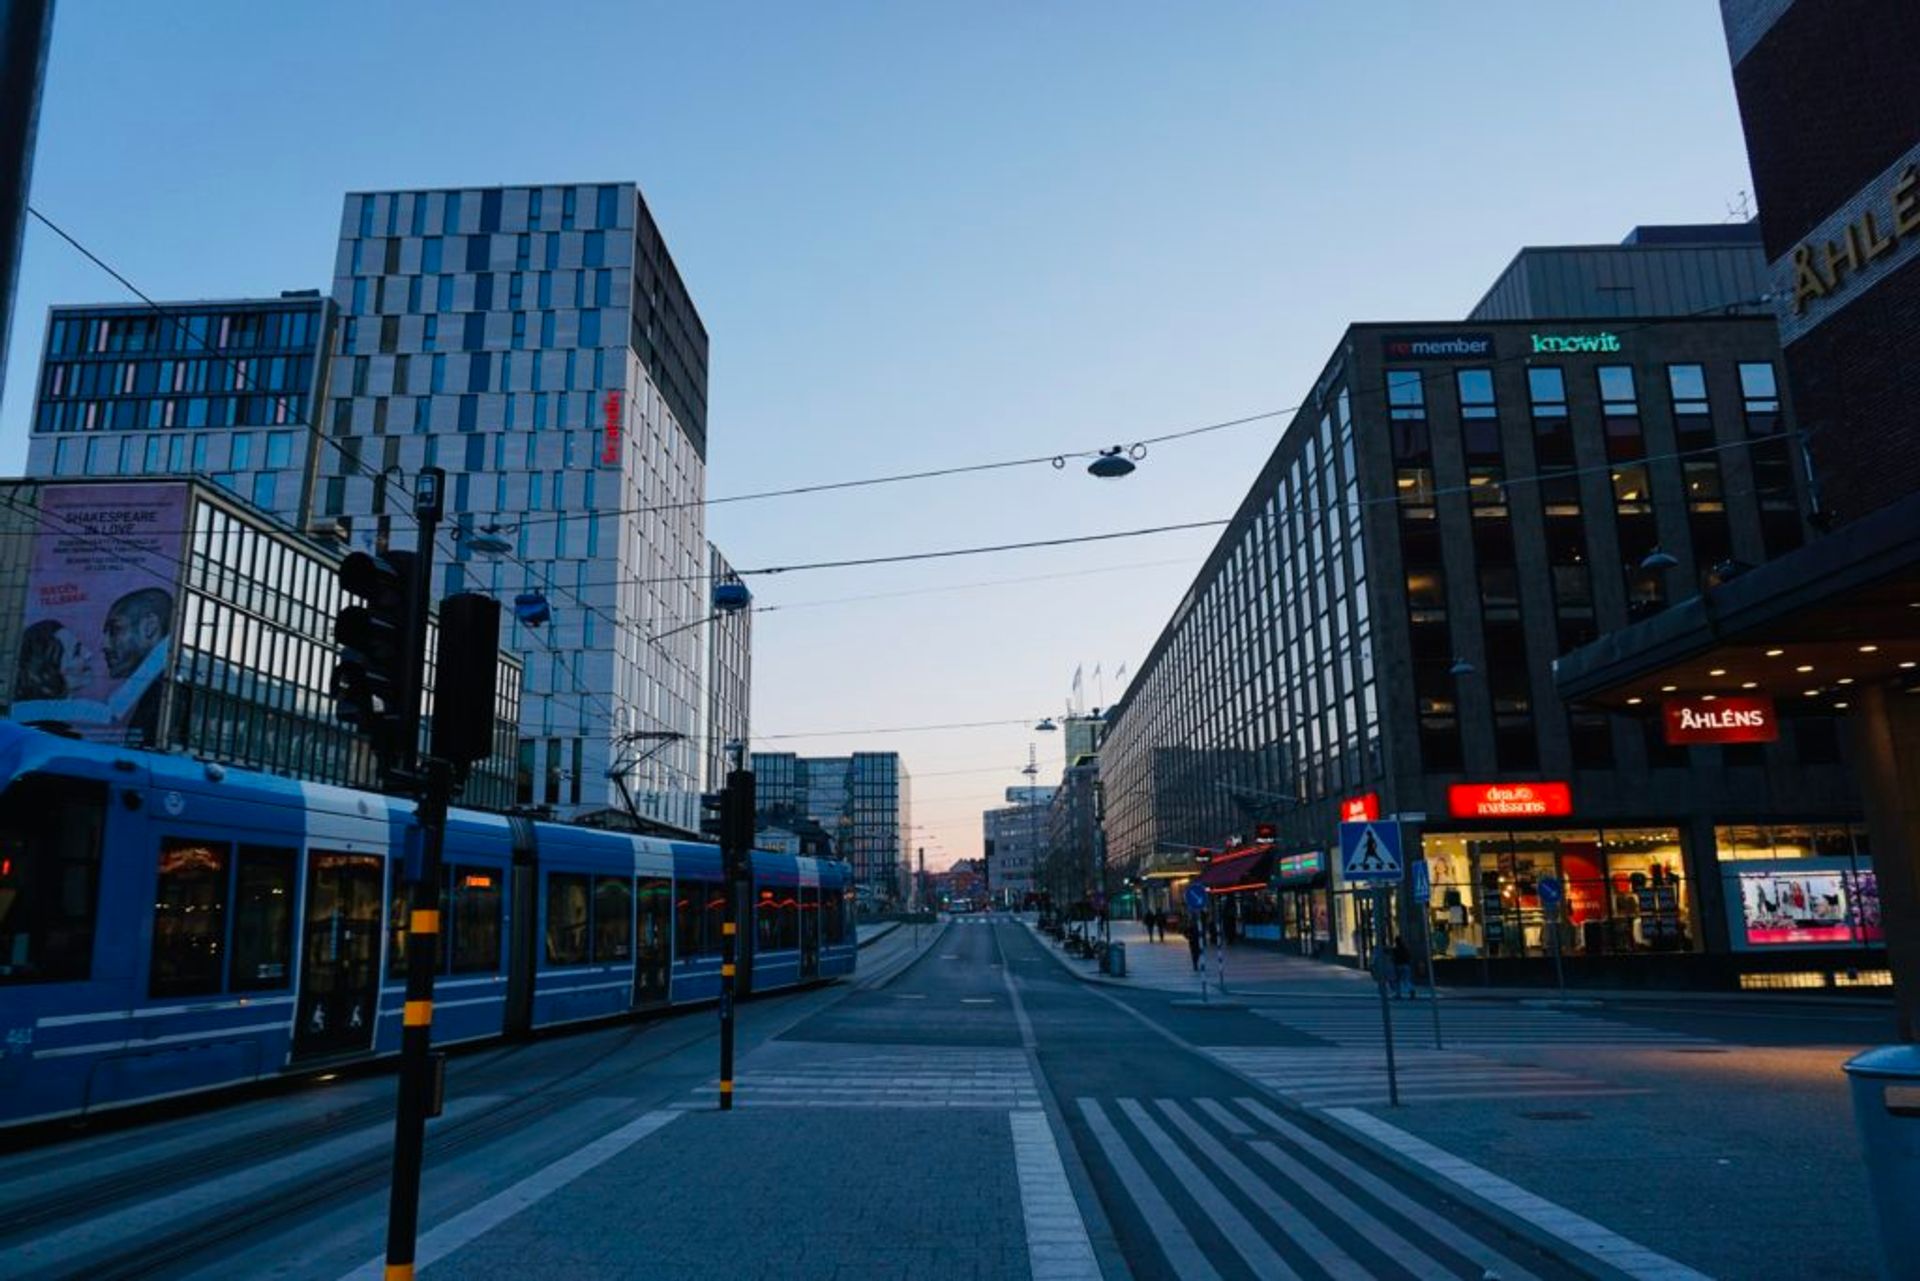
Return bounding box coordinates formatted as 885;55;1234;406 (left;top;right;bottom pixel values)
1184;881;1208;914
1339;820;1403;883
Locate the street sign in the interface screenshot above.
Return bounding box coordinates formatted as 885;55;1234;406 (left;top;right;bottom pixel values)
1412;859;1431;904
1184;882;1208;914
1538;875;1563;907
1339;820;1403;883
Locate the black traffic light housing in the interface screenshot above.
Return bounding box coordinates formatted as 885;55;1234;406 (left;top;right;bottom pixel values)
700;770;756;879
429;592;501;768
333;548;419;777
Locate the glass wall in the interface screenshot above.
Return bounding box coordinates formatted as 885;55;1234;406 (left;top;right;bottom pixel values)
1421;826;1693;960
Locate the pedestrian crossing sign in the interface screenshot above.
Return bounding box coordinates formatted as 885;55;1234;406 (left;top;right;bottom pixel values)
1339;820;1403;883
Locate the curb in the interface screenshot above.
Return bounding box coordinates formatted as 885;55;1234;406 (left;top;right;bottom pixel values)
857;920;903;949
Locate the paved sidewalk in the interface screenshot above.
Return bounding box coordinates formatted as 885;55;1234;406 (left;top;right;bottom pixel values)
1042;917;1382;1000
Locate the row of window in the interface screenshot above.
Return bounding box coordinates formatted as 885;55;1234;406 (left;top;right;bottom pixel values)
42;354;316;401
45;309;321;359
39;392;309;434
354;185;619;241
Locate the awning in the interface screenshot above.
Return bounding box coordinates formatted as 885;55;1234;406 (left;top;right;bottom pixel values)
1201;844;1275;893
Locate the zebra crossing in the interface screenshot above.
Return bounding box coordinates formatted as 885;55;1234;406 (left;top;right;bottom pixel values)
1076;1094;1553;1280
678;1042;1042;1109
1252;999;1718;1047
1206;1045;1649;1108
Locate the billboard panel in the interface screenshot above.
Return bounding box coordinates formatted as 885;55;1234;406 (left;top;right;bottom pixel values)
12;483;190;745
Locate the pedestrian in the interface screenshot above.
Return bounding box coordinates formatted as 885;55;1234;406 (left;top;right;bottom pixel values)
1150;909;1163;942
1186;917;1203;971
1392;935;1414;999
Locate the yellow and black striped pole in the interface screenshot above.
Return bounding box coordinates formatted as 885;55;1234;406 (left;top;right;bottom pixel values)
384;757;453;1279
718;766;754;1112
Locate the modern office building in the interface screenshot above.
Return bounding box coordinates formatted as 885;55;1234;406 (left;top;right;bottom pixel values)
25;294;335;526
1558;3;1920;1025
701;544;750;791
1101;228;1871;987
0;477;523;809
1468;223;1770;323
321;183;711;830
750;750;911;902
1044;761;1103;906
983;794;1051;908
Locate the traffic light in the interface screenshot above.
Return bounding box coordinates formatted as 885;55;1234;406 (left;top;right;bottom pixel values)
333;548;419;774
430;592;501;767
700;771;757;879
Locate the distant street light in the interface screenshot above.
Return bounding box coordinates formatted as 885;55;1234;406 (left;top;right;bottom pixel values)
1448;658;1476;678
1035;717;1058;732
1640;547;1680;571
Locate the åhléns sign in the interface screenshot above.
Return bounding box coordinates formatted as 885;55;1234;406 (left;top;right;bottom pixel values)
1662;695;1779;745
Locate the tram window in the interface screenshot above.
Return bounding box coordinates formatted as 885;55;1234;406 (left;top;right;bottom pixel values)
151;839;230;997
756;889;778;951
0;776;106;984
779;889;799;949
675;878;702;960
451;866;502;972
545;872;590;965
388;862;450;978
593;875;631;962
702;884;726;957
822;891;843;945
229;845;294;990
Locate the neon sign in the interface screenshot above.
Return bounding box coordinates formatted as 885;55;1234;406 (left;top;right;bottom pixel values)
1663;696;1779;745
1339;792;1380;823
1530;332;1621;354
1448;781;1573;819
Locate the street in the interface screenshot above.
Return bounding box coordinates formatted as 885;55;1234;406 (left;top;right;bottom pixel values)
3;917;1880;1279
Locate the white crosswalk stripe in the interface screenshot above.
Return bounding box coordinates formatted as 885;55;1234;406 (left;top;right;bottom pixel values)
1206;1045;1649;1107
1076;1096;1547;1281
679;1043;1041;1109
1252;1000;1716;1047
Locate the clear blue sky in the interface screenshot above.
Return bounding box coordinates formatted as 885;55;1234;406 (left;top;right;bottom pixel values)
2;1;1754;870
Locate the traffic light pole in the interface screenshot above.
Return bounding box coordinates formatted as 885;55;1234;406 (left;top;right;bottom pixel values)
716;766;753;1112
384;469;446;1281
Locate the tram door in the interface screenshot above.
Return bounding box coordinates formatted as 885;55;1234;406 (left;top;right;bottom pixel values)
633;876;672;1007
293;852;384;1058
799;886;820;980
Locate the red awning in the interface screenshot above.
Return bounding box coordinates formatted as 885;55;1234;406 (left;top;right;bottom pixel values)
1199;844;1275;892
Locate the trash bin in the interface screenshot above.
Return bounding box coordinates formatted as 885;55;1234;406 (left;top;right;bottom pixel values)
1844;1044;1920;1279
1104;941;1126;977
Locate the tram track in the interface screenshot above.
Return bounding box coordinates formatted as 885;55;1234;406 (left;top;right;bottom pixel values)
9;1011;700;1279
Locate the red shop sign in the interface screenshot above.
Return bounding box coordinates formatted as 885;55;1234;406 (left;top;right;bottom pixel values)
602;391;623;464
1663;695;1779;745
1448;781;1572;819
1339;792;1380;822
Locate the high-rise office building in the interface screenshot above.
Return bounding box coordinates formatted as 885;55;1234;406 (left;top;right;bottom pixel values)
751;750;911;903
322;183;712;829
26;294;335;526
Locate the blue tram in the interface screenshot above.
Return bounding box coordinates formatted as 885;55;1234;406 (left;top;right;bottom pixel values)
0;721;856;1129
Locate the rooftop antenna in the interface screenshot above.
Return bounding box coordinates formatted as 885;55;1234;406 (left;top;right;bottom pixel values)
1726;189;1753;223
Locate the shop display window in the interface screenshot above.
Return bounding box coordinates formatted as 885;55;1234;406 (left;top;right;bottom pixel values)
1418;826;1693;960
1716;823;1878;949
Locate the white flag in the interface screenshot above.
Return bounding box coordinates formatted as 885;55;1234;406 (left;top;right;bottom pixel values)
1116;662;1129;686
1092;662;1102;679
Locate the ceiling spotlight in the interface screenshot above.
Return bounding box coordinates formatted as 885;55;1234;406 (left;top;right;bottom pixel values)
1701;694;1718;702
1902;661;1917;670
1709;668;1727;677
1859;645;1880;654
1838;678;1855;686
1660;684;1678;692
1796;665;1814;674
1741;681;1758;689
1766;649;1785;657
1626;697;1643;706
1834;701;1850;709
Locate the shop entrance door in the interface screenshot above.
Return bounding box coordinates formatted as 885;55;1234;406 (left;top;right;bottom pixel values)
293;852;384;1059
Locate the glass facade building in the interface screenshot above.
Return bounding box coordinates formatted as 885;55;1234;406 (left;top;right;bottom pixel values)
1101;305;1868;985
325;184;713;831
751;751;911;904
27;294;335;526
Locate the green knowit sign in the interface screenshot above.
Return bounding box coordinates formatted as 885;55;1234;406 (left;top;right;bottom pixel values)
1531;332;1622;354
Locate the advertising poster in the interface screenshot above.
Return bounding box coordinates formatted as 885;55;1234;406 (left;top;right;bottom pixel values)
1739;869;1882;946
12;483;189;746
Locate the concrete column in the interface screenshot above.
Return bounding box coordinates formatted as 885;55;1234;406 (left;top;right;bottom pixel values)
1847;682;1920;1042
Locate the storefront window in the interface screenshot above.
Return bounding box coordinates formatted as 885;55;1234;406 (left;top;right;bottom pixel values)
1715;823;1877;949
1419;826;1693;960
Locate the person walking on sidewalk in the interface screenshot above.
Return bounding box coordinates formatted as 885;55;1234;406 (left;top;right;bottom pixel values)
1144;909;1157;942
1186;917;1203;971
1392;935;1414;999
